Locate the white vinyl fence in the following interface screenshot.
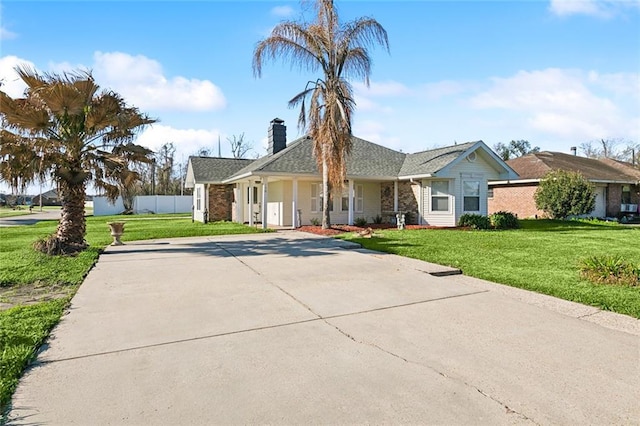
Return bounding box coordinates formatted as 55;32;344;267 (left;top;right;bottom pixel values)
93;196;191;216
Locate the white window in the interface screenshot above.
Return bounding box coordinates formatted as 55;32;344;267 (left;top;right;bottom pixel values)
247;186;258;204
311;183;333;212
311;183;320;212
341;184;364;212
463;180;481;212
431;181;449;212
196;187;202;211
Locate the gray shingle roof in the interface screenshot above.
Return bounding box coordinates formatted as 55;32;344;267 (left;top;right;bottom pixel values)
399;142;478;177
189;157;254;183
190;137;497;183
226;136;406;180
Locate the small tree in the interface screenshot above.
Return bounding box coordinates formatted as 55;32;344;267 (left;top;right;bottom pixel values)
493;140;540;161
227;133;253;159
534;170;596;219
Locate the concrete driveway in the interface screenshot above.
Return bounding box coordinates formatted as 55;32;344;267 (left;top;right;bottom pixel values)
0;209;61;227
8;232;640;425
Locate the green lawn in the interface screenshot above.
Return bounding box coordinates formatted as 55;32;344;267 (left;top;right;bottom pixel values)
0;209;32;218
0;215;266;415
341;219;640;319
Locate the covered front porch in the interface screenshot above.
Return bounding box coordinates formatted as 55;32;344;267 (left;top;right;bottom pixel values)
229;176;411;229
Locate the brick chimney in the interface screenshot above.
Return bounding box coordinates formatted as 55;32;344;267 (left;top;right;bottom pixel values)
268;118;286;155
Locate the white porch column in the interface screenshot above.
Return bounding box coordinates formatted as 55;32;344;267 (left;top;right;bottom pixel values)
292;178;298;228
236;184;244;224
393;180;399;212
261;178;268;229
204;184;209;223
248;182;254;227
348;179;354;225
418;180;423;225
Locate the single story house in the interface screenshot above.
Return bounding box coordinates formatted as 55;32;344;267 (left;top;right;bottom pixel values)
31;189;61;206
488;151;640;218
185;118;518;228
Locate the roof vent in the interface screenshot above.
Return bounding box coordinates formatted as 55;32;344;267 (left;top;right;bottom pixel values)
467;151;477;162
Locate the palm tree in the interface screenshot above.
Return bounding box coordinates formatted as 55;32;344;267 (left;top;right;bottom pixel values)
0;66;155;254
253;0;388;228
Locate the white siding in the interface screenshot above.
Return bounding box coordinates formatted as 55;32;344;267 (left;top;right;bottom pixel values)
295;180;380;225
266;181;284;226
422;180;456;227
421;150;503;226
449;152;503;224
298;181;319;225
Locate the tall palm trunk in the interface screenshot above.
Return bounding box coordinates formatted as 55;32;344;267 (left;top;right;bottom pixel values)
55;178;87;252
321;152;331;229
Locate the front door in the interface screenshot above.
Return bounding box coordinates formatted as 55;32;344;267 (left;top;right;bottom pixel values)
593;186;606;218
244;185;261;223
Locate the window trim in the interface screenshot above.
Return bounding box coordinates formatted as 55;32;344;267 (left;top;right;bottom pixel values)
340;184;364;213
463;180;481;212
430;180;451;214
311;182;333;212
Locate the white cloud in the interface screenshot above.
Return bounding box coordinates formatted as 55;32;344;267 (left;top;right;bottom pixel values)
353;119;402;150
419;80;468;100
588;71;640;98
271;5;295;18
469;68;639;141
0;26;16;40
353;80;410;97
136;124;223;158
90;51;226;112
0;55;31;97
548;0;640;18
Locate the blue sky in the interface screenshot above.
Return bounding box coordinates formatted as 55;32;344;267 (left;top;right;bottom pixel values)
1;0;639;192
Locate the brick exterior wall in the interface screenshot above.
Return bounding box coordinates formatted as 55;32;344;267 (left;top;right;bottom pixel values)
380;181;420;224
608;184;640;216
208;184;234;221
490;183;640;218
488;184;544;218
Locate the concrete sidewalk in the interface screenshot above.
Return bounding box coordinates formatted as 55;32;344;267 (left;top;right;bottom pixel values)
8;232;640;425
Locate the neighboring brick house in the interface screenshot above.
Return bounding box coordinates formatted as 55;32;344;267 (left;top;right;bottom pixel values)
186;118;518;227
488;151;640;218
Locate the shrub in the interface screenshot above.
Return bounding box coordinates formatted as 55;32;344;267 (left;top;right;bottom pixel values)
404;211;414;224
354;217;368;227
372;214;384;224
534;170;595;219
458;213;491;230
490;211;520;229
310;218;320;226
579;255;639;287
